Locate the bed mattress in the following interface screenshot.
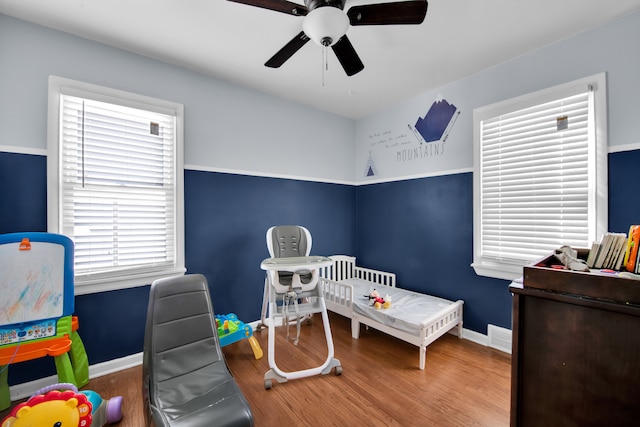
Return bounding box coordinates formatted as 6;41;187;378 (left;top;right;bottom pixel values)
342;278;456;335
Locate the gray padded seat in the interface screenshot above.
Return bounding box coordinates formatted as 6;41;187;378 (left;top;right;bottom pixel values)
268;225;313;286
143;274;254;427
269;225;309;258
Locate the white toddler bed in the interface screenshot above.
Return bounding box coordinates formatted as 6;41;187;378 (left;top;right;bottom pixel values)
319;255;464;370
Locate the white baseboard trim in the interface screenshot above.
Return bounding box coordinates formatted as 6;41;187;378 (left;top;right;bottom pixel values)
461;326;512;355
462;328;489;346
9;352;143;401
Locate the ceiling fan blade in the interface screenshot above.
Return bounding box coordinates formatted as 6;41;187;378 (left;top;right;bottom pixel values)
347;0;428;25
226;0;307;16
265;31;311;68
331;35;364;76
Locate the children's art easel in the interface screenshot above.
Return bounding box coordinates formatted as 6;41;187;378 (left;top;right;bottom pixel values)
0;232;89;411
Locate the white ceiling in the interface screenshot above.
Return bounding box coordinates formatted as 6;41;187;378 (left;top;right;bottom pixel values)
1;0;640;119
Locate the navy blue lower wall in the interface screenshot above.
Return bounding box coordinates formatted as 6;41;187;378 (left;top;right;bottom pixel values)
1;148;638;385
355;149;640;334
1;154;355;385
608;149;640;234
184;170;356;321
355;172;513;333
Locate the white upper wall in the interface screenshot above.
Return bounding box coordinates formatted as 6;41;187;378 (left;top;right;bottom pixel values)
2;10;639;186
354;10;640;184
0;13;356;184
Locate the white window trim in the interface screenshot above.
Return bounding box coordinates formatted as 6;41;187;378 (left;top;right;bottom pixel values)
47;76;185;294
472;73;608;281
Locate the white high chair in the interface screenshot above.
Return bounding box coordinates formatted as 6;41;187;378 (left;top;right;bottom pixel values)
260;225;342;389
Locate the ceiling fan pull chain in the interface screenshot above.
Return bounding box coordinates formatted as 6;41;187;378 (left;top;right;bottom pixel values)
322;45;327;86
325;44;329;72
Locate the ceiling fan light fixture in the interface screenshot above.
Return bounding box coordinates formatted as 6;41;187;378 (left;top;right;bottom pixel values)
302;7;349;47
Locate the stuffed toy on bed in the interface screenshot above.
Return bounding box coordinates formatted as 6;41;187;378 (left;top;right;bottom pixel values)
368;289;392;309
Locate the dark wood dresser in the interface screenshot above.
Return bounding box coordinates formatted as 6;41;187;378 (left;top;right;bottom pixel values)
510;251;640;427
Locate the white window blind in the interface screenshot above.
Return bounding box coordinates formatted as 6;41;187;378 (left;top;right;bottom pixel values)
60;95;176;277
473;74;607;280
48;76;185;293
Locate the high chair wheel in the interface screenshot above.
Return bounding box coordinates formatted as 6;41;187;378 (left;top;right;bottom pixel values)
264;379;272;390
335;366;342;376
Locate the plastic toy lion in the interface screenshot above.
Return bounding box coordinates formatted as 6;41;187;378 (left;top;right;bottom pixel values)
1;383;123;427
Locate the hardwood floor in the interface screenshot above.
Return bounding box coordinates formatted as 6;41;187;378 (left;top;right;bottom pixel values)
2;312;511;426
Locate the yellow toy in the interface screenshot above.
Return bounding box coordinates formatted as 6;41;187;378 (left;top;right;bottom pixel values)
1;389;92;427
1;383;123;427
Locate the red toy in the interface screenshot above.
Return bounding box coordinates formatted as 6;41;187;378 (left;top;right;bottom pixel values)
368;289;391;309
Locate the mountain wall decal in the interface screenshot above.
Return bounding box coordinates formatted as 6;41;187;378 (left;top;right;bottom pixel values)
415;99;457;142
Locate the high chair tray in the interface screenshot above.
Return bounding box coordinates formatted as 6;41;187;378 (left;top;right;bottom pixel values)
260;256;332;272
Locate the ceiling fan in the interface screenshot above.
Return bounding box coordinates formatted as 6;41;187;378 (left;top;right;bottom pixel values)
227;0;429;76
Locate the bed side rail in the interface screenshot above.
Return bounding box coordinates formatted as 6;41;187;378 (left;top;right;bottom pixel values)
319;277;354;309
353;266;396;288
320;255;356;281
320;255;396;288
419;300;464;341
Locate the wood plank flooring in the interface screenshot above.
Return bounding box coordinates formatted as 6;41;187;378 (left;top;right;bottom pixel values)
1;312;511;426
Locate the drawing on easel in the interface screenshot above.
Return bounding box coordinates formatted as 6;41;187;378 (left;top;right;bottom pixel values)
0;245;64;325
0;233;74;332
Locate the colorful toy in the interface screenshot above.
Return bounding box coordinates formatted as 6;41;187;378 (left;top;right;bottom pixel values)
79;389;123;427
0;233;89;411
215;313;263;360
0;383;123;427
368;289;392;309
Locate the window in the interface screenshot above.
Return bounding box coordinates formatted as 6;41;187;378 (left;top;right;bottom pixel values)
472;73;607;281
47;76;185;294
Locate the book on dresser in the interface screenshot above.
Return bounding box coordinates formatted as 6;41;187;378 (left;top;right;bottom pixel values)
586;227;640;272
625;225;640;273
